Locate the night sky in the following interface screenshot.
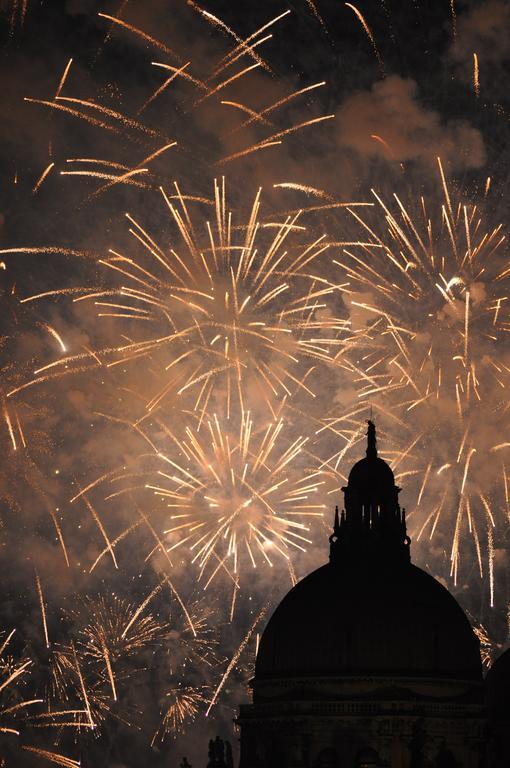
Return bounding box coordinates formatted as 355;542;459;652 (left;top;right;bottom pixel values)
1;1;510;766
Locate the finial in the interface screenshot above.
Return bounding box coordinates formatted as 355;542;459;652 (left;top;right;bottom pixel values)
366;419;377;459
329;506;341;562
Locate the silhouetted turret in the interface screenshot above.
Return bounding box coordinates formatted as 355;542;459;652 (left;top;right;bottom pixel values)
330;420;410;568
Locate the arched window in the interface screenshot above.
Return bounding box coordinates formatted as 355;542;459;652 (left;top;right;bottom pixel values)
317;747;339;768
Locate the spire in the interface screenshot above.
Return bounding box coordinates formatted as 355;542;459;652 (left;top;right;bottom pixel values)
334;505;340;534
366;419;377;460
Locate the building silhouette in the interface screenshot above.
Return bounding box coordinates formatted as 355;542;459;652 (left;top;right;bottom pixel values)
232;421;510;767
486;646;510;765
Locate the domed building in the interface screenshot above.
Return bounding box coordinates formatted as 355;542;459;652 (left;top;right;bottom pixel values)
237;422;486;768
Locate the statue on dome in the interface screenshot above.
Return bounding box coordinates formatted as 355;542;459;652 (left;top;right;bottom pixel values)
366;419;377;459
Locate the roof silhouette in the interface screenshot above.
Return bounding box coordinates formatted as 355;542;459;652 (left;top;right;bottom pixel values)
255;421;482;684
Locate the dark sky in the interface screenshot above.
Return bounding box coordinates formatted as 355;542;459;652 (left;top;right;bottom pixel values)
1;1;510;766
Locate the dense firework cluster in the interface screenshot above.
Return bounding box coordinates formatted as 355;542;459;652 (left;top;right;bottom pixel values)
337;163;510;596
1;1;510;766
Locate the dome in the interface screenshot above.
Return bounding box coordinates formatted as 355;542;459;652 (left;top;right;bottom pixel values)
256;561;482;682
486;647;510;721
346;420;396;495
256;421;482;687
348;456;396;491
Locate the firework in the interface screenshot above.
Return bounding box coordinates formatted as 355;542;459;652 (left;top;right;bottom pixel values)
1;1;508;763
155;685;209;741
332;160;509;592
473;622;501;668
344;3;384;73
205;601;269;717
165;597;220;672
473;52;480;98
0;630;39;738
0;628;80;767
76;594;166;665
16;181;353;424
19;3;336;197
153;413;324;583
45;592;167;738
41;584;221;747
77;407;326;599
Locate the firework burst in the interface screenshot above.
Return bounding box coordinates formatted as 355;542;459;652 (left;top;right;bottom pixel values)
0;630;39;739
332;160;510;593
0;629;79;767
18;180;352;424
2;0;509;762
83;408;326;600
154;412;325;584
155;685;209;741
